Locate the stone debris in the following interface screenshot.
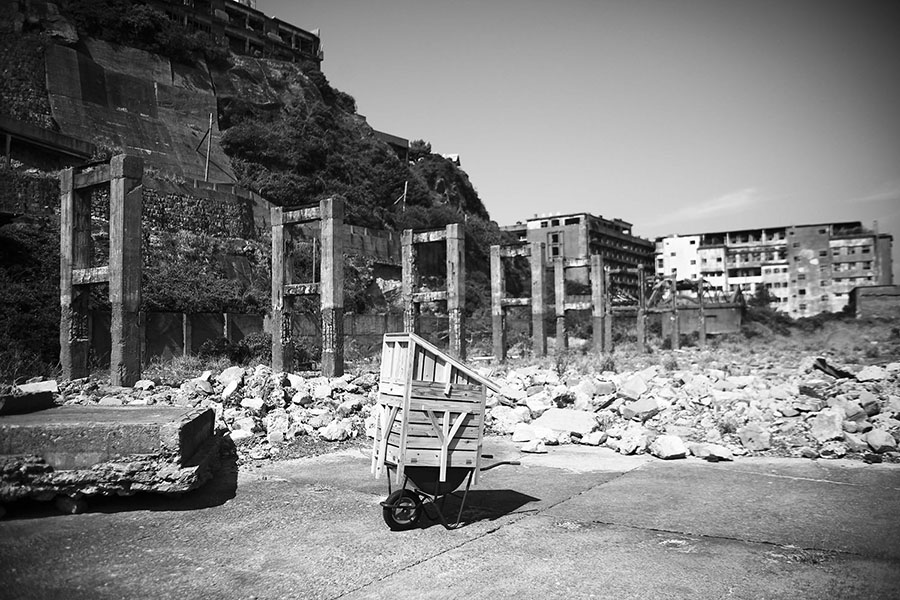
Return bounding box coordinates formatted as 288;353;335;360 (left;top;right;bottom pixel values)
48;351;900;466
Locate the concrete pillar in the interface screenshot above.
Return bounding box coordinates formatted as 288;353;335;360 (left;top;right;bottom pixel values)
636;268;646;353
108;154;142;386
320;197;344;377
59;167;91;380
401;229;419;334
530;242;547;357
446;223;466;360
698;278;707;348
271;206;293;372
182;313;192;357
591;255;605;354
490;245;506;361
670;279;680;350
554;258;567;352
603;268;613;353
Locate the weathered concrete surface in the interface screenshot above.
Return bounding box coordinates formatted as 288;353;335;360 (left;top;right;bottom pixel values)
0;406;214;469
1;437;898;599
0;406;219;502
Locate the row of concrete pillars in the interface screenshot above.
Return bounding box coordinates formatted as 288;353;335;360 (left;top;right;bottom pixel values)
490;243;710;360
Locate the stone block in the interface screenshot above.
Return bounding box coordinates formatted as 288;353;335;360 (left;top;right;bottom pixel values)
531;408;597;435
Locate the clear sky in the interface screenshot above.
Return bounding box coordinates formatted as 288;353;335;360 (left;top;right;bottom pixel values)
262;0;900;280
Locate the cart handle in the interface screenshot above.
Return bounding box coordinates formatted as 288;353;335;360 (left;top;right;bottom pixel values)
479;460;521;472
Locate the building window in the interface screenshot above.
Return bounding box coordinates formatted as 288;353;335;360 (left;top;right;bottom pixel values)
818;228;827;234
819;250;827;257
540;221;548;228
657;259;664;268
832;248;840;256
690;260;696;265
551;219;560;226
800;303;807;310
862;246;871;254
798;274;806;280
551;246;560;257
550;233;559;243
670;252;676;257
799;289;806;296
848;247;856;255
792;242;800;248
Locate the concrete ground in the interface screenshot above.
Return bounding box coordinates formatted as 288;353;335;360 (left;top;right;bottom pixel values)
1;436;899;600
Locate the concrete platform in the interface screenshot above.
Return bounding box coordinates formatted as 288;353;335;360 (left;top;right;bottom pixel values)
0;406;214;469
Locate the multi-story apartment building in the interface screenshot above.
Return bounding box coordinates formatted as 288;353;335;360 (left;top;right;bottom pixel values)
655;222;893;317
501;212;655;294
147;0;323;65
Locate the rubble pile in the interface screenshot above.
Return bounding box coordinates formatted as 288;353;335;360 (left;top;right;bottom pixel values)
487;356;900;462
55;354;900;463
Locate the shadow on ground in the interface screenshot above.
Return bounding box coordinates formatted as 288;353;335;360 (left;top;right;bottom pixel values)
414;489;540;530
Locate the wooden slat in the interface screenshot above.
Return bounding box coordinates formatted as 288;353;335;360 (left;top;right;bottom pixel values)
409;382;484;401
378;382;405;396
402;410;482;427
409;400;484;413
388;447;479;468
386;432;479;451
377;393;403;408
387;421;481;439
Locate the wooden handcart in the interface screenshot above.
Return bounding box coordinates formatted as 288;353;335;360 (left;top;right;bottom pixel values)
372;332;515;530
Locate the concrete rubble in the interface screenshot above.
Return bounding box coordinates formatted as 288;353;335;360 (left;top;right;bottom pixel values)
38;353;900;466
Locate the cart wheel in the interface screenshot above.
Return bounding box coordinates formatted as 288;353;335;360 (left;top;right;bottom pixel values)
382;489;422;531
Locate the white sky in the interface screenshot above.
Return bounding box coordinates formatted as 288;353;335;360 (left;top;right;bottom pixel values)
262;0;900;280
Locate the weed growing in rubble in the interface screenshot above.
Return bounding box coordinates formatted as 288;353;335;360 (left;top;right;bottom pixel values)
143;354;232;386
661;354;679;372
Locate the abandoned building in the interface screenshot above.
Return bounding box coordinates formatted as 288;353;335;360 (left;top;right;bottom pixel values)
655;222;894;318
501;212;656;296
145;0;323;65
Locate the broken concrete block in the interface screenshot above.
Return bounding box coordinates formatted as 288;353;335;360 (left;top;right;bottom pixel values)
810;407;845;443
856;365;888;382
240;397;264;412
618;375;648;400
620;397;660;422
649;435;687;460
15;380;59;394
531;408;596;435
819;440;848;459
579;430;608;446
687;442;734;462
738;423;771;451
865;429;898;453
319;418;355;442
490;406;531;434
521;440;548;454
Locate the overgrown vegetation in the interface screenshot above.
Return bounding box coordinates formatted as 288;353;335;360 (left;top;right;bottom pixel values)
57;0;230;65
0;220;61;382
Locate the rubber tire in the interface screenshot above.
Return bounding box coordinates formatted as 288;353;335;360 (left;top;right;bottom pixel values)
382;489;422;531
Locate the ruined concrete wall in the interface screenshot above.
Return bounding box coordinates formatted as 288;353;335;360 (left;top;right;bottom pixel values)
44;40;235;183
853;287;900;320
0;32;56;130
662;306;742;337
143;180;260;240
0;167;59;216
